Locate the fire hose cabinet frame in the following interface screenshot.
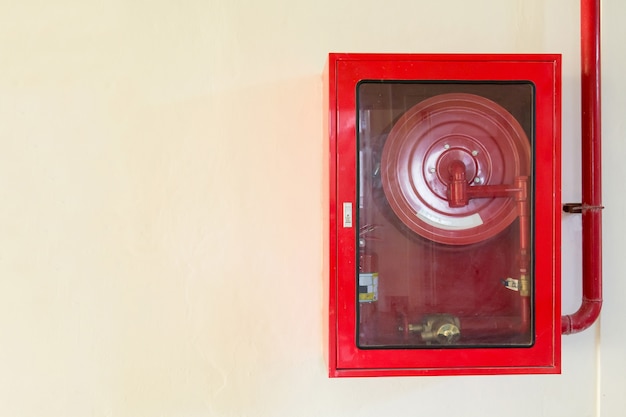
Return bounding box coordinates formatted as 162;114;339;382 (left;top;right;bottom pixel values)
326;53;561;376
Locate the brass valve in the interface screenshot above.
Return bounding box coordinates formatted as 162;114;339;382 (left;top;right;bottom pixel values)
400;314;461;345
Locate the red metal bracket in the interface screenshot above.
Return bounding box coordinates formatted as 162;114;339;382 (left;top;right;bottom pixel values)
561;0;603;334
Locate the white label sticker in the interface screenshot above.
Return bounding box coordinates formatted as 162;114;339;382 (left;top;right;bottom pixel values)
343;202;353;227
416;210;483;230
359;272;378;302
503;277;520;291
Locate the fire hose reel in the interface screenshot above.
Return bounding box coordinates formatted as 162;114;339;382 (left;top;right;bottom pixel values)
327;53;562;376
381;92;530;245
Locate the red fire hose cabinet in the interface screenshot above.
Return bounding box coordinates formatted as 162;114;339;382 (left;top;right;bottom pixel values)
326;53;561;376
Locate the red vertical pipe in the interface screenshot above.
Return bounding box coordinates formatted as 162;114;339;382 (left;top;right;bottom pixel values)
561;0;603;334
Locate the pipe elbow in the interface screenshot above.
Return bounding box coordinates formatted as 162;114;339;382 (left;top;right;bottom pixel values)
561;298;602;334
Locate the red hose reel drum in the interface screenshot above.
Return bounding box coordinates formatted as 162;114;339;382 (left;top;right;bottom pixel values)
380;93;531;245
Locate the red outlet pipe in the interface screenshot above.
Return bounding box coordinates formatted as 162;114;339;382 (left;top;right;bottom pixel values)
561;0;603;334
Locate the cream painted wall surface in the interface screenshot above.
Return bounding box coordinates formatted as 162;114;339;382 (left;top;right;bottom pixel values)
0;1;623;416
